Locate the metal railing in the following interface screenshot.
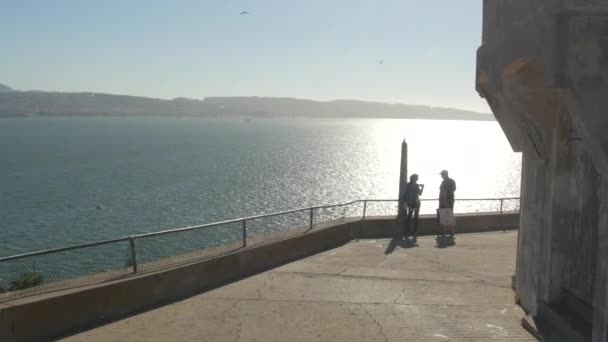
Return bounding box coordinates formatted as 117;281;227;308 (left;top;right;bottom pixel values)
361;197;520;218
0;197;519;297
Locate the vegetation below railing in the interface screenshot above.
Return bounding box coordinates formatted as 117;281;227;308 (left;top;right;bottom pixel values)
0;272;45;293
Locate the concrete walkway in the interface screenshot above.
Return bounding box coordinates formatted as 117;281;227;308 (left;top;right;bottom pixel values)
62;231;534;341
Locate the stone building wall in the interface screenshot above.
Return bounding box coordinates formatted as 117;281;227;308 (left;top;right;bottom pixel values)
476;1;608;340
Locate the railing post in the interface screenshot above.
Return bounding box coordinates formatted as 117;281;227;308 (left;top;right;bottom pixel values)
500;198;506;230
518;198;521;213
129;236;138;274
242;220;247;247
362;200;367;220
309;208;314;230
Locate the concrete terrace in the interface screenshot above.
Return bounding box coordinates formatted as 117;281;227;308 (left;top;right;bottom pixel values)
61;231;534;342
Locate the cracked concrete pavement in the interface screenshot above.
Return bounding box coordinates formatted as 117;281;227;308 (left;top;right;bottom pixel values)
61;231;535;341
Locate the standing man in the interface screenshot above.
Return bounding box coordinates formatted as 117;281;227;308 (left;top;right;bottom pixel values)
403;174;424;240
438;170;456;237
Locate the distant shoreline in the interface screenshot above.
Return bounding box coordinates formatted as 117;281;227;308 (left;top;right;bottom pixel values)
0;113;495;121
0;88;493;121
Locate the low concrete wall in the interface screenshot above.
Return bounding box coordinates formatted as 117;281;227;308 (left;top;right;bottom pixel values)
357;212;519;239
0;212;518;342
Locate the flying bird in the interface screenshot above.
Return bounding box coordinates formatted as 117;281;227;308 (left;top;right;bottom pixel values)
240;11;249;15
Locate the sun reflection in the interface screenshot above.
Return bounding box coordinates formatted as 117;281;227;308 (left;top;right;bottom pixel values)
370;119;521;213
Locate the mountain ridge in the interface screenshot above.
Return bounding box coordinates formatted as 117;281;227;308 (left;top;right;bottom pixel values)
0;84;494;120
0;83;14;93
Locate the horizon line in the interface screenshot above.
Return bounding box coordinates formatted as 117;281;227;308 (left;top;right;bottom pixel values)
2;85;492;115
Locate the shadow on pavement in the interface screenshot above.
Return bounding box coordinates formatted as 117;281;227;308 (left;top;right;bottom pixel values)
435;235;456;249
384;237;418;255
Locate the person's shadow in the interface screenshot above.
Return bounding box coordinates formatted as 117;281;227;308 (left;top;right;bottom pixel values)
384;236;418;255
435;235;456;249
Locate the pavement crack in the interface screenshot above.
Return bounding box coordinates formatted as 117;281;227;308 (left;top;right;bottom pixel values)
376;259;391;268
393;287;407;304
207;296;514;308
269;270;479;285
234;318;243;342
359;304;388;342
257;274;273;300
408;255;509;288
232;302;243;342
339;265;354;275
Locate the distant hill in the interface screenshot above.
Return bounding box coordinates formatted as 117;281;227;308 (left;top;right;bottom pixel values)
0;83;14;93
0;84;493;120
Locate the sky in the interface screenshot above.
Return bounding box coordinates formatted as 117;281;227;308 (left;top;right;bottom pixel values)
0;0;489;112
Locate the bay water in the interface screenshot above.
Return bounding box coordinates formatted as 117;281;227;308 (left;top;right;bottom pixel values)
0;117;521;257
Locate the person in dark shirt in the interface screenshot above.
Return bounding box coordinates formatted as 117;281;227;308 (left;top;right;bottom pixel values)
403;174;424;240
439;170;456;237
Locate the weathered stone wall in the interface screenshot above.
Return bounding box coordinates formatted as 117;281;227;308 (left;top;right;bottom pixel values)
477;1;608;340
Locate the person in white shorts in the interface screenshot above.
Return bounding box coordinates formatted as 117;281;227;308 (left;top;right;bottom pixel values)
438;170;456;237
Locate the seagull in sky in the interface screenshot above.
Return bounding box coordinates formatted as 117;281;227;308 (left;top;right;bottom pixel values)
240;11;249;15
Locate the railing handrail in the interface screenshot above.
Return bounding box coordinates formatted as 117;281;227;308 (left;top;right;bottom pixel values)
133;200;365;239
0;197;519;262
0;236;133;262
369;197;520;202
422;197;520;201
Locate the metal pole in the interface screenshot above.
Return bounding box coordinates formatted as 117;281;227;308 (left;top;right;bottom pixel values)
309;208;314;230
242;220;247;247
362;200;367;220
129;237;138;274
398;139;408;218
500;199;505;230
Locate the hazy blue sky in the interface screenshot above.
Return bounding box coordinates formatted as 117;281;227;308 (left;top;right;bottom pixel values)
1;0;488;112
